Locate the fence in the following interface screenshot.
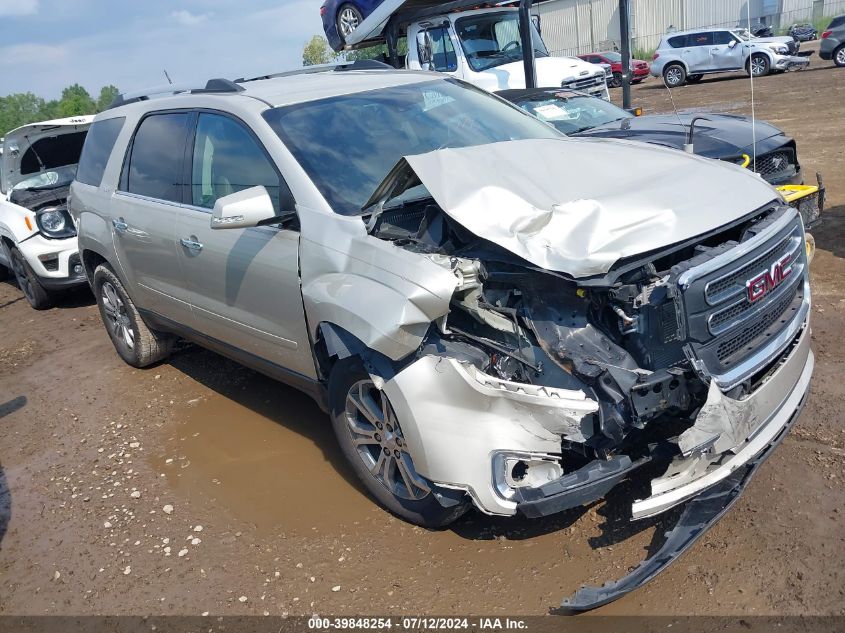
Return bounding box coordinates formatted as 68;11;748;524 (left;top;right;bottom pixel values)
537;0;845;57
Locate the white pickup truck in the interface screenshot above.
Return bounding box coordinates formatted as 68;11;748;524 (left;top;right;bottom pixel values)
325;1;610;99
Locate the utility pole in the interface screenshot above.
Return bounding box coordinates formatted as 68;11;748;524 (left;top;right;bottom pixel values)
519;0;537;89
619;0;632;109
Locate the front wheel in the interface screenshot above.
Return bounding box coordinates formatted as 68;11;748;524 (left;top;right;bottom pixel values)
336;4;363;41
9;246;52;309
610;72;622;88
747;54;770;77
92;264;173;368
663;63;687;87
328;358;469;528
834;45;845;67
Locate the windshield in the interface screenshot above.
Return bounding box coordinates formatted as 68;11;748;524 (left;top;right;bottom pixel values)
514;93;631;134
263;79;559;215
601;51;622;62
455;11;549;72
11;164;77;191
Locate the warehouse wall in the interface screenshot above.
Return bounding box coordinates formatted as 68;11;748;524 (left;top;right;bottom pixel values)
537;0;845;56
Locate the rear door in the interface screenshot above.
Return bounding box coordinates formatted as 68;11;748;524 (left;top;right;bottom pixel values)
112;111;193;323
174;111;314;377
684;31;714;71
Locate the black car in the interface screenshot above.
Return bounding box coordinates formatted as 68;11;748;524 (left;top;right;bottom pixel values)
498;88;802;186
788;23;818;41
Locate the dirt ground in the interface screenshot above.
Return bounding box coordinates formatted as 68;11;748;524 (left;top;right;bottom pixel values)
0;46;843;617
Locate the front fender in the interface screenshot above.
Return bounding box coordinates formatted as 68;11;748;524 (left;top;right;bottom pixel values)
0;200;38;244
304;273;443;360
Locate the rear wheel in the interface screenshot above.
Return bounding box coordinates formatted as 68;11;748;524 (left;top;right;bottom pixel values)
9;246;52;310
92;264;173;368
663;63;687;87
328;358;469;528
834;45;845;67
687;73;704;83
336;4;363;41
747;54;770;77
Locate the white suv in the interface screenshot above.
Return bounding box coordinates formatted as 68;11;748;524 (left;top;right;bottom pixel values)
70;67;813;607
651;28;809;87
0;116;93;308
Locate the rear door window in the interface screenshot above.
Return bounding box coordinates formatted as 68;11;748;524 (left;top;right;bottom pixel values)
76;117;125;187
123;112;191;203
690;32;714;46
190;112;282;213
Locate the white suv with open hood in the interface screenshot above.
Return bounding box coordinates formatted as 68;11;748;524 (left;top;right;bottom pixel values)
0;115;93;308
70;66;813;609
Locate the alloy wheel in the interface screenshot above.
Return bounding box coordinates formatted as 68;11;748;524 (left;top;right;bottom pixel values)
751;57;767;76
344;379;430;501
101;281;135;350
665;67;682;86
338;7;361;37
836;47;845;66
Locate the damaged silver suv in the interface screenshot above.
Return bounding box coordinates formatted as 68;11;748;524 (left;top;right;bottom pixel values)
71;63;814;607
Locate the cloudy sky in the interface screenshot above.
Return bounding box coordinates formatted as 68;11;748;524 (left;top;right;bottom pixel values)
0;0;325;98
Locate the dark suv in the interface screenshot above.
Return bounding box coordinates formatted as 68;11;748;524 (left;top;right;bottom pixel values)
820;15;845;66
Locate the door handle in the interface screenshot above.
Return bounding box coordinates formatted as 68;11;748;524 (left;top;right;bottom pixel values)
180;237;203;252
112;218;128;232
710;48;720;53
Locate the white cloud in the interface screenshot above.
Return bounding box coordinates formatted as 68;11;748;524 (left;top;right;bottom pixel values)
0;0;38;16
0;43;66;67
171;9;211;27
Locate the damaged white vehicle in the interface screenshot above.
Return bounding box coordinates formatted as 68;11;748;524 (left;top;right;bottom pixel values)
71;67;813;609
0;116;93;308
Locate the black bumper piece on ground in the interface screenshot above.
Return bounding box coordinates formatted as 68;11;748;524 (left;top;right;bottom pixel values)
557;387;806;614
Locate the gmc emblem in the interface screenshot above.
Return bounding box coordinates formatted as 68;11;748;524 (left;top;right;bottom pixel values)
746;254;793;303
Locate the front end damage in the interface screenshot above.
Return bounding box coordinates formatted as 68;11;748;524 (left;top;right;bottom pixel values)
344;140;814;609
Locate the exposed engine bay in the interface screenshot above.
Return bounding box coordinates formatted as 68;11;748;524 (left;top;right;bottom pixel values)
369;195;790;464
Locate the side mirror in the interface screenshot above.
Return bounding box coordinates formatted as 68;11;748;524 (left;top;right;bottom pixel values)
416;30;433;69
728;39;738;48
210;186;282;230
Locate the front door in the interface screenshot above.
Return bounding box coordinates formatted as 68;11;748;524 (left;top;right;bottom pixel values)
112;111;192;323
710;31;744;70
175;111;315;378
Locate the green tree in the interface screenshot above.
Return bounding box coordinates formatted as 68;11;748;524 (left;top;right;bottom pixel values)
346;38;407;65
57;83;96;117
96;85;120;112
0;92;45;136
302;35;338;66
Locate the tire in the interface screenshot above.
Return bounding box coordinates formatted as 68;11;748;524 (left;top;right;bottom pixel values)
834;45;845;68
610;72;623;88
92;263;173;368
662;63;687;87
336;3;363;41
747;54;770;77
0;263;8;282
8;246;52;310
328;357;469;528
687;74;704;83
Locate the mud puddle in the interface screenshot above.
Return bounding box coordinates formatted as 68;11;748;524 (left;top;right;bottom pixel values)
151;381;379;534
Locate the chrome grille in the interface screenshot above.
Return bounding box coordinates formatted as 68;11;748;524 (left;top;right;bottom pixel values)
562;75;604;91
676;209;809;388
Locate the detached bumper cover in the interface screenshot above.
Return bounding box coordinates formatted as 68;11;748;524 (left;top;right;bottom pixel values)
560;370;809;613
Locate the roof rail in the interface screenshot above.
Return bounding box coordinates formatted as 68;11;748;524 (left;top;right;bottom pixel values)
235;59;394;84
108;78;244;110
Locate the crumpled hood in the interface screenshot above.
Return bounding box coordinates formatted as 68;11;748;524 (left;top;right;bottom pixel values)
1;115;93;192
392;137;778;278
574;113;788;158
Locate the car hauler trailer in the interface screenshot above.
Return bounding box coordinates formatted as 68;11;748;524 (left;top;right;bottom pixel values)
324;0;611;97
